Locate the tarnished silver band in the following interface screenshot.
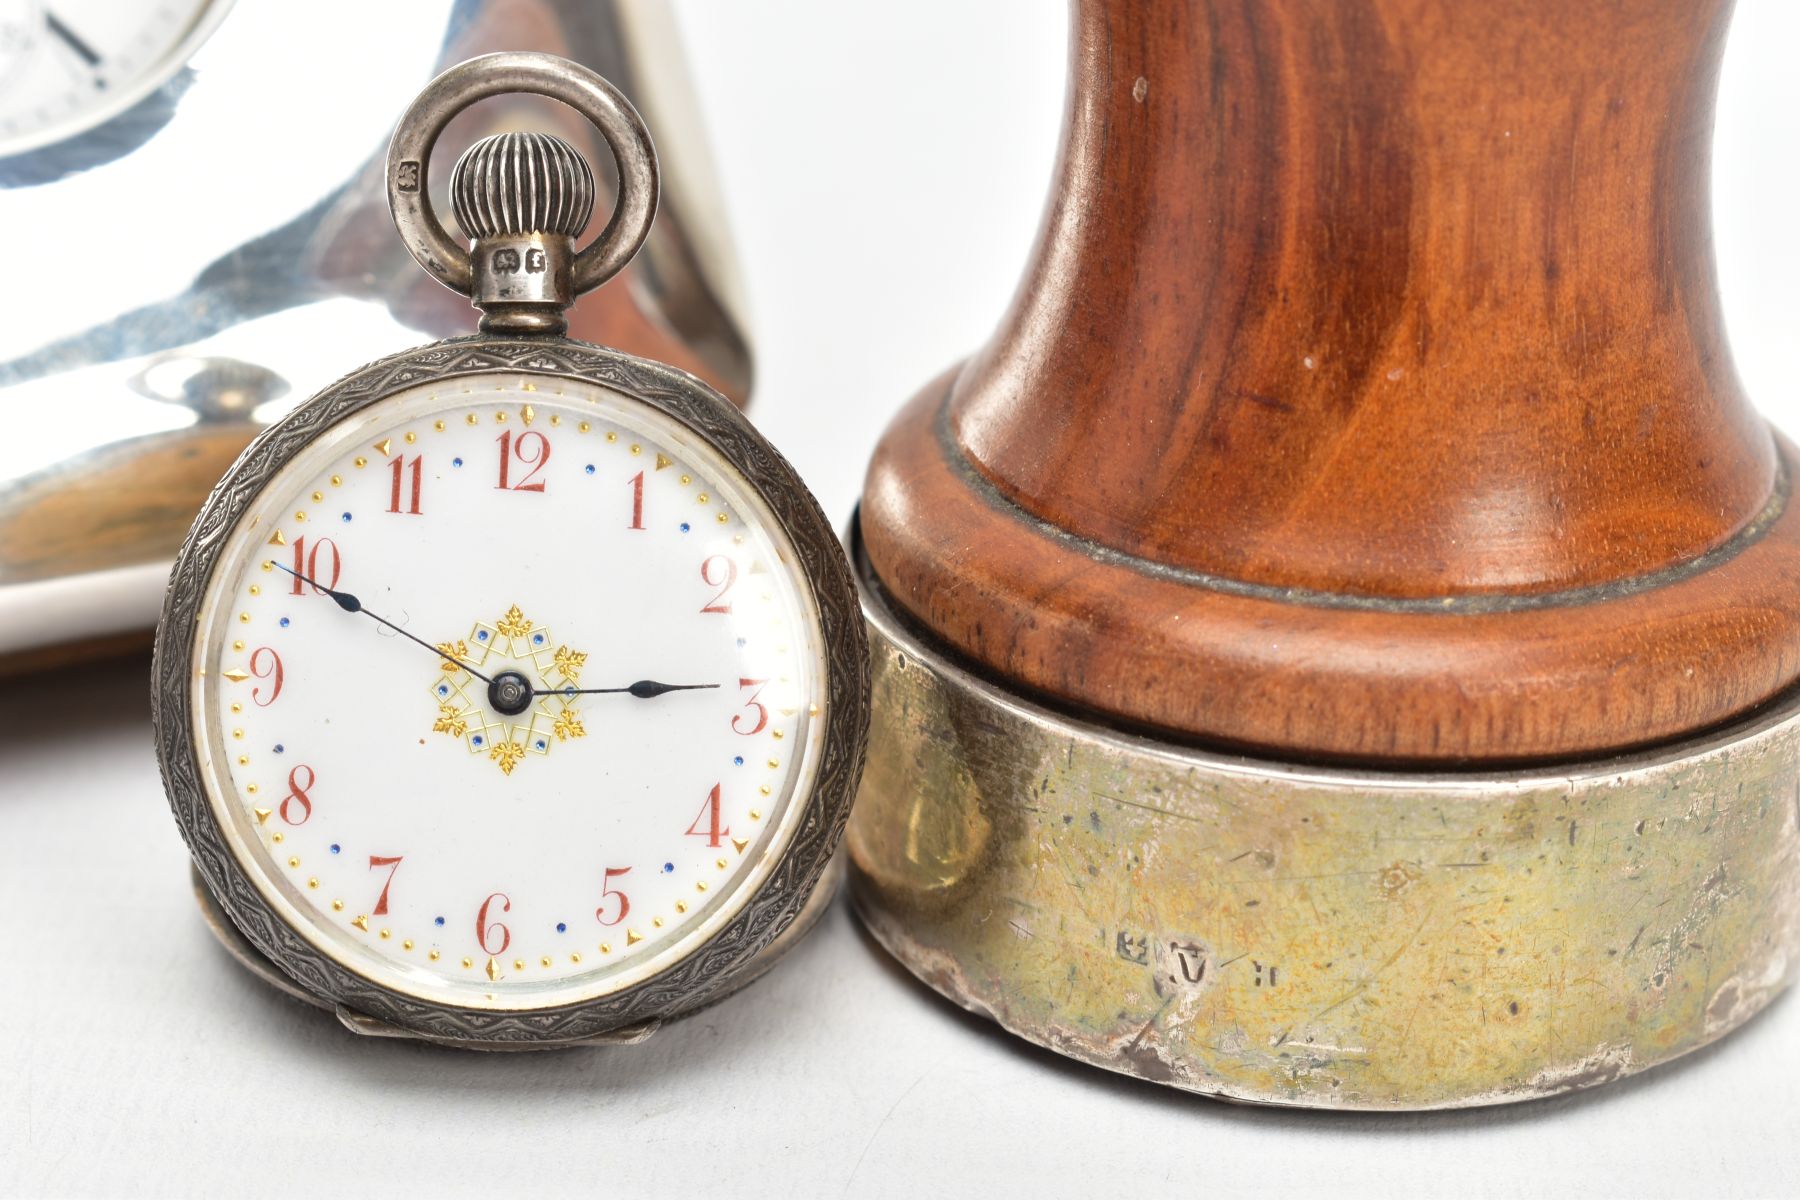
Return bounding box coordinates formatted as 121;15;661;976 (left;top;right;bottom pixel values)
845;522;1800;1109
385;51;659;299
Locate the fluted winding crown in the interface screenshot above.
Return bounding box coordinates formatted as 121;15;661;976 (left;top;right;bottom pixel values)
450;131;596;240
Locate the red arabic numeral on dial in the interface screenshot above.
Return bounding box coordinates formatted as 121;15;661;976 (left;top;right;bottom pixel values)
477;892;511;956
249;646;283;707
627;470;645;530
495;429;550;492
733;678;769;735
596;867;632;926
387;455;423;515
368;855;404;917
700;555;736;613
280;764;315;825
686;783;729;848
289;536;341;596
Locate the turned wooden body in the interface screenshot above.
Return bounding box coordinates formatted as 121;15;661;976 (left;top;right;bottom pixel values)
861;0;1800;763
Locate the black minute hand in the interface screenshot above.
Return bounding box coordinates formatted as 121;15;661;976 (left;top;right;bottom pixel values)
548;681;719;700
274;563;494;684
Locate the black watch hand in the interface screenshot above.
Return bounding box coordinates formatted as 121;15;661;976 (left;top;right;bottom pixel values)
45;12;104;74
546;681;720;700
274;563;494;684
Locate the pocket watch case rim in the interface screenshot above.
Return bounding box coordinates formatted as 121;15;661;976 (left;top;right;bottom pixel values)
153;334;870;1045
188;855;847;1051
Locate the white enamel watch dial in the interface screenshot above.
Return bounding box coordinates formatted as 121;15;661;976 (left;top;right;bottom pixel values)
186;372;832;1012
0;0;233;155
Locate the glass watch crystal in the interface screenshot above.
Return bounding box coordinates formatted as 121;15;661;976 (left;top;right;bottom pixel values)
189;376;828;1008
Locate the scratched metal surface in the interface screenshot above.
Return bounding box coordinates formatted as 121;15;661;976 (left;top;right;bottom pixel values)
848;575;1800;1109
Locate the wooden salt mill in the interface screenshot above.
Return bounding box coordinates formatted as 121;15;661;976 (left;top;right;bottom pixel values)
847;0;1800;1108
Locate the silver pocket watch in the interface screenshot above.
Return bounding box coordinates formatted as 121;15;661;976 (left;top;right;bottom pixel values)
152;52;868;1048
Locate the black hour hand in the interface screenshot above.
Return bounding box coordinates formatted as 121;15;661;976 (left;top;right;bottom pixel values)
549;681;718;700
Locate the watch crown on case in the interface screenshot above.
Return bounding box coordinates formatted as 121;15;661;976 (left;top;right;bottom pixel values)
450;131;599;335
451;131;597;240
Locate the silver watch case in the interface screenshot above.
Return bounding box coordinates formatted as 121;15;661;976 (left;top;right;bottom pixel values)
152;334;869;1046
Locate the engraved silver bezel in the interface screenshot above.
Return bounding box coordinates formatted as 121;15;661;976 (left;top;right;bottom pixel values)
153;335;868;1044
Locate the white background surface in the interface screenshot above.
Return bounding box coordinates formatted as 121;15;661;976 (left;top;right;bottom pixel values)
5;2;1800;1197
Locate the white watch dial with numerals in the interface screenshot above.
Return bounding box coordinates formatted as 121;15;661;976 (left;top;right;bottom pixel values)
189;372;828;1010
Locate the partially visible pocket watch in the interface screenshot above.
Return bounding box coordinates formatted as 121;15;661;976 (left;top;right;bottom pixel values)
151;53;868;1048
0;0;233;159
